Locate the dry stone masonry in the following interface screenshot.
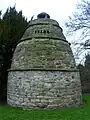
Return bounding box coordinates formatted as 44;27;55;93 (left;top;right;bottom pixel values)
7;12;82;109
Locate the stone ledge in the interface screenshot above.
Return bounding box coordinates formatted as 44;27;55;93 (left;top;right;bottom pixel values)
8;68;79;72
20;37;68;43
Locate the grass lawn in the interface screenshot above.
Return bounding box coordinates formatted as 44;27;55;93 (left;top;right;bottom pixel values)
0;95;90;120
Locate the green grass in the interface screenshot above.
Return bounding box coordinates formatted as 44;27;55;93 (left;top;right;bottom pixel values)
0;95;90;120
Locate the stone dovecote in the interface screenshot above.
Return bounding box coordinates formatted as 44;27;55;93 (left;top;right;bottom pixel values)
7;12;82;109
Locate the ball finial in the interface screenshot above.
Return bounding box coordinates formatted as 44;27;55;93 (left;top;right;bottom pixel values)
37;12;50;19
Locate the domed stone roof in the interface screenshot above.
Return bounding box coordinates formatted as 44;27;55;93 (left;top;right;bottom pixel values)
21;13;66;42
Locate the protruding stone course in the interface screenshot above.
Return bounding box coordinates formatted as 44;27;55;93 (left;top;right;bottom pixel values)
7;12;82;109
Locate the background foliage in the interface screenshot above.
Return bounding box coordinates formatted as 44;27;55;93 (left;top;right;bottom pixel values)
0;6;28;102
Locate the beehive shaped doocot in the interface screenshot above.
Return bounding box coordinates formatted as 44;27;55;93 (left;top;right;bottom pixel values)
7;13;82;109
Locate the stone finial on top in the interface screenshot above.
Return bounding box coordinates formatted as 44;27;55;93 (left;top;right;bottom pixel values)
37;12;50;19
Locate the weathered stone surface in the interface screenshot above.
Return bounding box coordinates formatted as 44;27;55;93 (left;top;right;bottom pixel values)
7;71;82;109
11;39;76;70
7;12;82;109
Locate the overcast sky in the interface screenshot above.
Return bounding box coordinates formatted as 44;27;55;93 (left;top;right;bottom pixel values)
0;0;79;22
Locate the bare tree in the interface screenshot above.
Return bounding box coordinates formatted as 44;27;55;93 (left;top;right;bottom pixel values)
65;0;90;63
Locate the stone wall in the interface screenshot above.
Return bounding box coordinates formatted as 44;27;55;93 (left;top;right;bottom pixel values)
7;70;82;109
11;39;75;70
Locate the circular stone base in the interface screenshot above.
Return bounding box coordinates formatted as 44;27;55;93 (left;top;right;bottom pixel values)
7;70;82;109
